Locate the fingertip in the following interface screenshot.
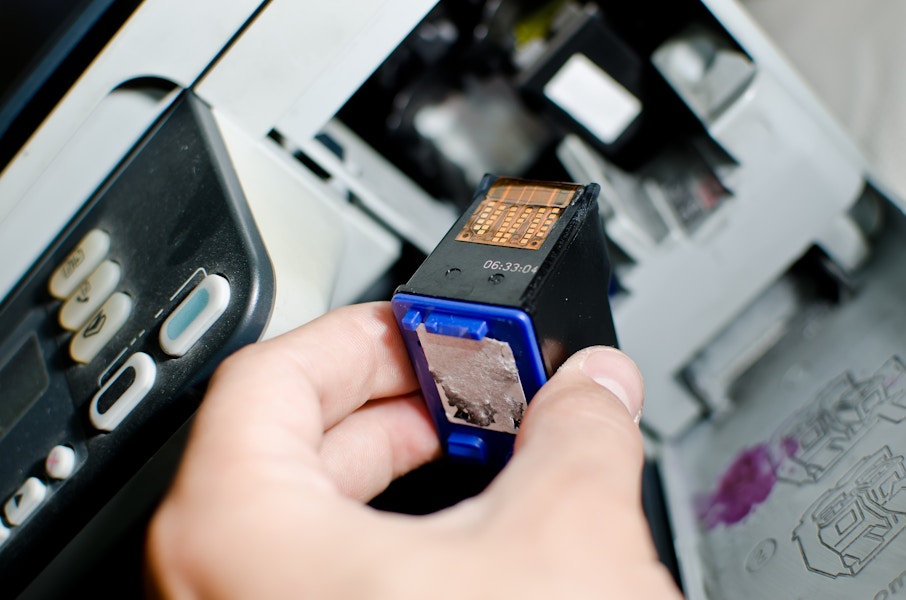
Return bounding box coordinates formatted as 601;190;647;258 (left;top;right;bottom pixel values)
558;346;644;424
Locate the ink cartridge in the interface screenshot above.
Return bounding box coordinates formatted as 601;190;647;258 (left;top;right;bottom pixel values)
392;175;618;468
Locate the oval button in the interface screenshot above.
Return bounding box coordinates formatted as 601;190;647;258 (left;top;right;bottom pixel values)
89;352;156;432
59;260;121;331
160;274;230;357
70;292;132;364
48;229;110;299
4;477;47;527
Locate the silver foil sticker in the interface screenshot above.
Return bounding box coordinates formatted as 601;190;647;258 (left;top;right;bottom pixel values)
416;323;527;433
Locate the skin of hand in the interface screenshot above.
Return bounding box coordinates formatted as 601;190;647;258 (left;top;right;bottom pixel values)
145;302;683;599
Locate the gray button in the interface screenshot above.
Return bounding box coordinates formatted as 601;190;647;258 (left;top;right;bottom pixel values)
70;292;132;364
4;478;46;526
48;229;110;299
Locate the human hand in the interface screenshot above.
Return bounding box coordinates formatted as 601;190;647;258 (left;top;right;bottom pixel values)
146;302;682;599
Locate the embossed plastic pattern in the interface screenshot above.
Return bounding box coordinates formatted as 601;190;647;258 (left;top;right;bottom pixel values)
665;216;906;600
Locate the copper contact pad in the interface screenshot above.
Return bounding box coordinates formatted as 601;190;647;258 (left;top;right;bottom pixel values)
456;178;582;250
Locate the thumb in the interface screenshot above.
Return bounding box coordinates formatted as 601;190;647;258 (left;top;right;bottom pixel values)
501;346;647;507
548;345;644;424
466;347;677;600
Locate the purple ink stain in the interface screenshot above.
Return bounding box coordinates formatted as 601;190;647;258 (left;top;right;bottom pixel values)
698;439;798;530
780;436;799;458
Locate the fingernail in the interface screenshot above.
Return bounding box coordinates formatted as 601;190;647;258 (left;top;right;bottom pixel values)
576;347;644;423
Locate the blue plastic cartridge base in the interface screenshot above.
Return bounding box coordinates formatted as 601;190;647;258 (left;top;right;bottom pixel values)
391;293;548;468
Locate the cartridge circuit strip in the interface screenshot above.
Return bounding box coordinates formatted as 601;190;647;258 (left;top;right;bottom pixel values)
456;178;581;249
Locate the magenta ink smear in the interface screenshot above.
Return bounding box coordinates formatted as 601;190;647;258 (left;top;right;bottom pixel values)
780;436;799;458
698;441;796;529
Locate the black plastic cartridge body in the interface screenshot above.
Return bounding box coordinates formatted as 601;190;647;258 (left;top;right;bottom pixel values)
391;175;618;468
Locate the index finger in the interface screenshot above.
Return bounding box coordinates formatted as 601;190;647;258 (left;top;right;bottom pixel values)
189;302;420;463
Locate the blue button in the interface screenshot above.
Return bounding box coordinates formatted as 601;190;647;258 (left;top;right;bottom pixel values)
167;287;209;340
159;274;230;357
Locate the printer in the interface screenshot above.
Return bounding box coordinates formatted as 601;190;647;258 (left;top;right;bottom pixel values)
1;0;904;597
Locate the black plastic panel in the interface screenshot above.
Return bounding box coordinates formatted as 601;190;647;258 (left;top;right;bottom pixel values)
0;92;274;594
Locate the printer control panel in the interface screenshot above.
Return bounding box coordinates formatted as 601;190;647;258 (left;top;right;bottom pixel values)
0;92;274;592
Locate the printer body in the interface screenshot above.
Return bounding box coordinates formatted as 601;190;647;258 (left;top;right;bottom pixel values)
1;0;904;597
